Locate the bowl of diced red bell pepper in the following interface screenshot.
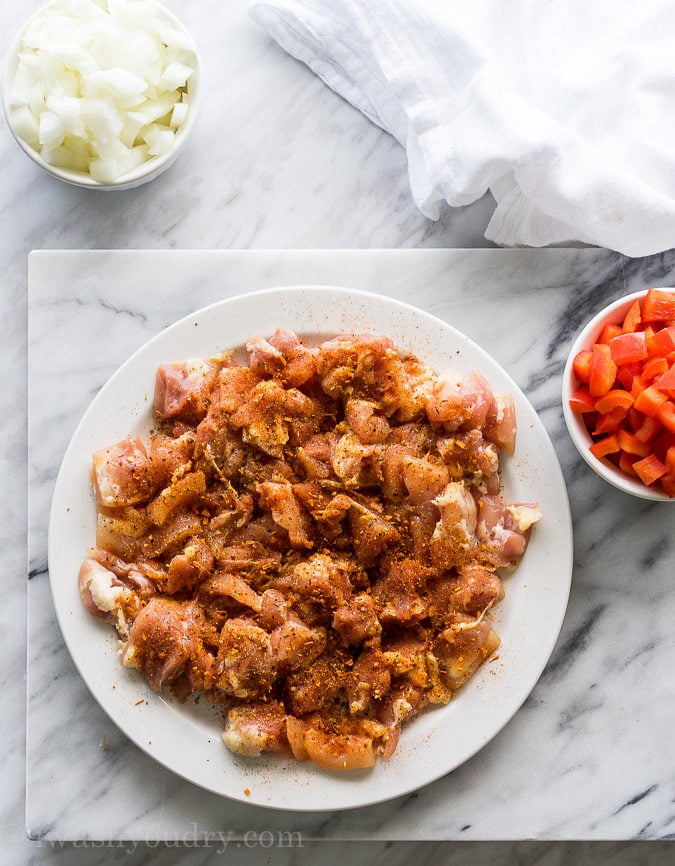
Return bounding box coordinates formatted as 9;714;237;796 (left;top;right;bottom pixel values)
563;287;675;500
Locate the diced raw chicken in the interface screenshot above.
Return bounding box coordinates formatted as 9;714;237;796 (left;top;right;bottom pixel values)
347;502;399;566
286;714;381;770
426;369;464;424
458;371;494;430
476;495;542;569
483;393;517;454
345;398;390;444
216;619;275;699
430;481;479;567
345;648;391;713
317;333;405;413
153;358;222;422
296;432;338;480
332;430;383;488
257;481;314;549
395;356;435;422
332;591;381;645
437;430;500;485
198;571;262;612
270;615;326;674
91;435;159;507
276;553;353;608
222;702;288;757
87;547;156;599
246;335;286;378
382;633;429;688
140;512;203;559
372;558;433;624
216;365;260;413
433;615;500;692
247;328;317;387
120;598;206;691
286;653;351;715
401;455;450;504
376;682;429;756
146;470;206;526
454;565;504;614
229;380;314;457
257;589;290;630
78;557;138;636
149;430;196;482
95;508;148;561
79;327;540;771
268;328;317;386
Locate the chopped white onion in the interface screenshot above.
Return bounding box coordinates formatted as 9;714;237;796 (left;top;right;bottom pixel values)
169;100;187;128
9;0;196;182
143;124;174;156
38;110;65;150
12;105;40;146
156;61;193;92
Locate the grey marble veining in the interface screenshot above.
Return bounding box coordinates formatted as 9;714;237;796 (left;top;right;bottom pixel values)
26;248;675;848
2;0;675;862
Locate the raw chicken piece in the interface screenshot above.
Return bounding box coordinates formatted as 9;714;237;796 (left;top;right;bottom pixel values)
154;358;222;422
222;702;288;757
92;435;159;507
257;481;314;549
121;598;207;691
216;619;276;699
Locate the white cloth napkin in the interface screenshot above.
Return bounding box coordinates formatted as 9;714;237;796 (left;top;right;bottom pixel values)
249;0;675;256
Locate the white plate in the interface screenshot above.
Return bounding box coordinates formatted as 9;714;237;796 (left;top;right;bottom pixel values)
49;286;573;812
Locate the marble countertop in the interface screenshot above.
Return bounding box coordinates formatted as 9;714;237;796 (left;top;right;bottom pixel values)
2;1;674;863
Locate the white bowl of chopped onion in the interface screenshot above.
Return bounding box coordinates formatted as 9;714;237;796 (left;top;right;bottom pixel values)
2;0;201;189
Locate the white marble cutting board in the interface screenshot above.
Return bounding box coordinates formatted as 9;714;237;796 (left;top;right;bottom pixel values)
27;249;675;842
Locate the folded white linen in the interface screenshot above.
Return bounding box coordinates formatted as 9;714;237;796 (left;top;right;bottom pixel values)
249;0;675;256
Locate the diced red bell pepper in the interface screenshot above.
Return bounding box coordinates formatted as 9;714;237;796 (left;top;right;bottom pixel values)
609;331;647;365
616;361;642;390
617;428;651;457
654;365;675;392
588;344;617;397
657;401;675;434
634;415;660;444
572;349;593;384
593;407;625;435
569;387;595;413
631;374;649;399
642;288;675;322
661;472;675;497
626;406;644;432
622;299;642;332
598;322;622;344
619;451;639;477
651;430;675;461
632;453;667;486
634;385;668;417
647;325;675;356
594;389;634;414
590;434;620;459
642;356;668;382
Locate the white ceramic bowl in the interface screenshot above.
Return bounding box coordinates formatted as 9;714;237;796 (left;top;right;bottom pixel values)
562;287;675;501
1;1;201;190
